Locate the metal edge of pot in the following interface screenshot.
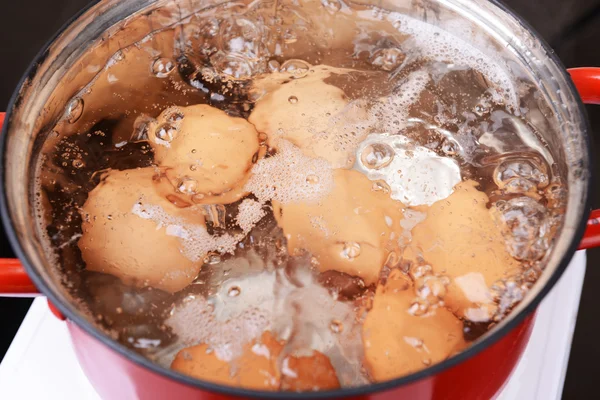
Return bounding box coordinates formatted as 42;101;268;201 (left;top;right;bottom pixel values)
0;0;593;399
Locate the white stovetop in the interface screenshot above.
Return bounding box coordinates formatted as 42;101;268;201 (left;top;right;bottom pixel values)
0;251;587;400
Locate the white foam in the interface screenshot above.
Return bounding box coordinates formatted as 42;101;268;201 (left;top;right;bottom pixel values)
385;12;517;108
354;133;461;206
131;202;242;262
167;295;271;362
236;199;266;233
245;140;334;204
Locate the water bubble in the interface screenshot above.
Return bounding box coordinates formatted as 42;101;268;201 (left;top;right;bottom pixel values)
204;253;221;265
408;298;429;316
131;115;155;142
258;132;268;145
268;60;280;72
370;48;406;71
228;286;241;297
340;242;361;260
372;180;391;194
321;0;342;13
211;52;253;80
409;263;432;280
330;319;344;333
474;103;490;116
167;111;184;123
491;196;549;261
72;159;85;169
416;275;449;303
280;59;311;79
306;174;319;184
288;96;299;104
152;58;175;78
66;98;84;123
494;159;549;190
155;123;178;143
440;139;458;156
177;177;198;195
360;143;394;170
191;193;206;203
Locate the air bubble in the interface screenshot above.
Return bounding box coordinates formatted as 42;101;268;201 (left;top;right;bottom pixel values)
204;253;221;265
228;286;241;297
306;175;319;184
372;180;391;194
177;177;198;195
408;298;429;316
66;98;84;124
360;143;394;170
340;242;361;260
370;48;406;71
330;319;344;333
494;159;549;190
152;58;175;78
72;159;85;169
155;123;178;143
211;52;253;80
167;111;184;123
491;196;549;261
268;60;280;72
258;132;268;145
280;59;311;79
440;139;458;156
288;96;299;104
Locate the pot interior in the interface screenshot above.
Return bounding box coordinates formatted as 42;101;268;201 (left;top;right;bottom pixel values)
1;0;590;395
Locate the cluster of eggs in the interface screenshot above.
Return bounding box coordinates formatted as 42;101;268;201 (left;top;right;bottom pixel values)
77;65;519;389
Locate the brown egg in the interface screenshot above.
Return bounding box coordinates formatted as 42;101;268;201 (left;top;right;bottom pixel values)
273;169;404;286
148;104;260;204
407;180;521;322
363;270;465;382
171;331;283;390
78;167;205;293
172;331;340;391
249;66;367;168
280;351;340;391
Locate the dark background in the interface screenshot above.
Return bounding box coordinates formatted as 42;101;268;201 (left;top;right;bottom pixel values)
0;1;599;398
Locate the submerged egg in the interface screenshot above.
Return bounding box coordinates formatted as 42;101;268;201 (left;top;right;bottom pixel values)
249;66;365;168
406;180;521;322
78;168;206;293
171;331;340;391
273;169;404;285
363;270;465;381
149;105;260;204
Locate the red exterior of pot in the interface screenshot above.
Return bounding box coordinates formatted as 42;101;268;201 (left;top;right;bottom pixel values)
67;313;534;400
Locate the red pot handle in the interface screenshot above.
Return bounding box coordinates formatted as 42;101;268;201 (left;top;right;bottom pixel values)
569;68;600;249
0;70;599;296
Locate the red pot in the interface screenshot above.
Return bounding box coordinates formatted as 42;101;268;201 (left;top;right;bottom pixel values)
1;1;600;399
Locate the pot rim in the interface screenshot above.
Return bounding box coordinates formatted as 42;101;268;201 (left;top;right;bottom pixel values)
0;0;592;398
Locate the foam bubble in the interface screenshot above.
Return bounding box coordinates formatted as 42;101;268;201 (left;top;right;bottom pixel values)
245;140;334;204
236;199;266;233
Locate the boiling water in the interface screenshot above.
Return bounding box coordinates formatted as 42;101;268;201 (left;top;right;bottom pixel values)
34;0;566;390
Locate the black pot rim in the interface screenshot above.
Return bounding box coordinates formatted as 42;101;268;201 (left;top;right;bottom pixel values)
0;0;593;398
